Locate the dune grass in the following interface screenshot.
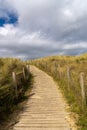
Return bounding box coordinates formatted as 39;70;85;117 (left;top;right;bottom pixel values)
29;54;87;130
0;58;32;123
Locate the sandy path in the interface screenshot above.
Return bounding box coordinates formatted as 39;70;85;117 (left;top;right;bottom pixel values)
13;65;73;130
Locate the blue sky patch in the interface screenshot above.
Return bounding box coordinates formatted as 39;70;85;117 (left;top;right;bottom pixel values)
0;13;18;26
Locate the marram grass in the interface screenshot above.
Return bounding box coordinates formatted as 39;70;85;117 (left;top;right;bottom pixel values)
29;53;87;130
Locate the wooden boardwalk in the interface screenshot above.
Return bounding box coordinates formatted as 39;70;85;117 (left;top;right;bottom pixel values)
13;66;72;130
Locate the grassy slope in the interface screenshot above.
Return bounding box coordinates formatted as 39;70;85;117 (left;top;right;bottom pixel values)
0;58;32;123
29;53;87;130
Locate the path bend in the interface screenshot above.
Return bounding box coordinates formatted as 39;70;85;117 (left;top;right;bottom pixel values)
13;65;73;130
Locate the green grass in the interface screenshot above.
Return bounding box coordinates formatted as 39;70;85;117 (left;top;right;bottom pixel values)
0;58;32;123
0;73;33;130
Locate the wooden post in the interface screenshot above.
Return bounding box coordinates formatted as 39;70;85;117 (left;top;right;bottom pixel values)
26;65;30;78
80;72;86;109
55;62;58;68
67;66;70;91
12;72;18;98
54;62;57;74
58;64;61;79
23;67;26;80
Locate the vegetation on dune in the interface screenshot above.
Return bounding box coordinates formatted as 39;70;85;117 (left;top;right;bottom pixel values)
1;54;87;129
29;53;87;130
0;58;32;123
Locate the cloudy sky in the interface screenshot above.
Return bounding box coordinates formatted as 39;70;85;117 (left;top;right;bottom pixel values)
0;0;87;59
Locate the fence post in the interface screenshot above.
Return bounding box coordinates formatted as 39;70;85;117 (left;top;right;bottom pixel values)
67;66;71;91
23;67;26;80
26;65;30;78
12;72;18;98
58;64;61;79
80;72;86;110
54;62;57;74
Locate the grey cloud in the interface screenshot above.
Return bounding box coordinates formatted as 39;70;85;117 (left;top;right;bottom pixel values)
0;0;87;59
61;15;87;43
0;40;87;60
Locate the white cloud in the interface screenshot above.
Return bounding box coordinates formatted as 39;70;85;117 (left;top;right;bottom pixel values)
63;42;87;50
0;24;17;36
0;0;87;59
